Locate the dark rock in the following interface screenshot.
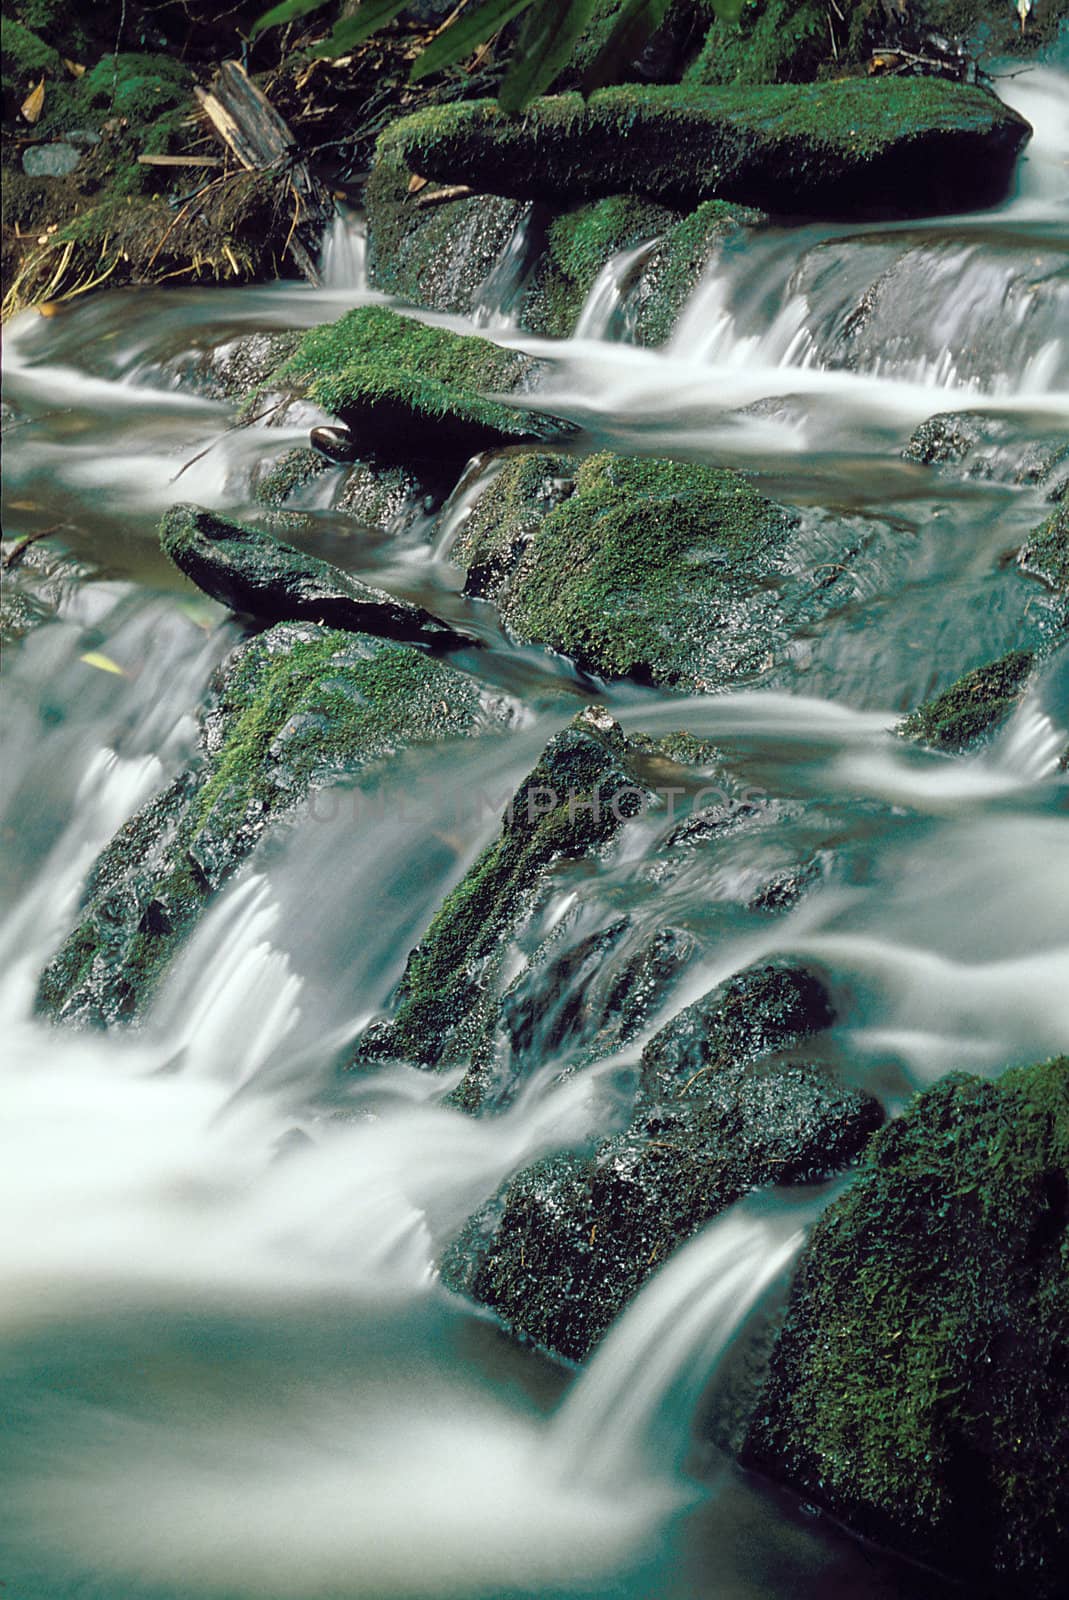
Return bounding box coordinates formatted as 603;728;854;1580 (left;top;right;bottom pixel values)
36;622;511;1027
904;413;1069;493
743;1057;1069;1598
160;503;473;649
898;648;1036;751
446;959;880;1361
377;78;1031;219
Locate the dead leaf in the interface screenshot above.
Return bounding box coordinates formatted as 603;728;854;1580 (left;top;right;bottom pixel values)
38;302;62;317
407;173;428;195
63;59;86;78
21;78;46;124
80;651;126;677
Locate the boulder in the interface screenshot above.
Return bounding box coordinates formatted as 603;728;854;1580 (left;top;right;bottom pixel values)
376;78;1030;219
36;623;511;1026
160;504;472;649
252;304;571;467
452;450;796;690
744;1058;1069;1598
446;960;880;1361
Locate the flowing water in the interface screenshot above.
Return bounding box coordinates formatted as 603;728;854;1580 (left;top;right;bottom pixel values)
2;50;1068;1600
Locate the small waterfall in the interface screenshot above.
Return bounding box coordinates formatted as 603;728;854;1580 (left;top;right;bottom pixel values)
472;205;536;330
574;237;662;342
549;1202;805;1489
319;208;368;291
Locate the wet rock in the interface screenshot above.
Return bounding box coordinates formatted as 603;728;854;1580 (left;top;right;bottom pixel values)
904;413;1069;493
743;1057;1069;1599
160;503;473;649
252;447;334;511
365;152;528;316
36;622;511;1027
898;648;1036;751
22;142;80;177
166;329;303;403
251;304;571;469
452;450;797;690
1018;503;1069;596
446;959;880;1361
356;708;663;1110
377;78;1030;218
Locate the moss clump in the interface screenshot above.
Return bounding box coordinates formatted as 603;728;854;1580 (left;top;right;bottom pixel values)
745;1057;1069;1596
376;77;1030;218
899;648;1035;751
1;15;60;86
524;194;678;337
686;0;834;87
1019;503;1069;596
630;197;762;345
459;450;792;690
263;304;565;465
36;623;504;1027
358;709;656;1108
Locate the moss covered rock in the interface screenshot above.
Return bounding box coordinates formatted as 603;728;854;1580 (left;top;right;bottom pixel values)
36;623;510;1027
357;707;662;1109
377;77;1030;219
744;1057;1069;1597
899;648;1035;751
521;194;678;336
1019;503;1069;596
259;304;570;467
446;959;880;1360
160;503;472;648
455;450;795;690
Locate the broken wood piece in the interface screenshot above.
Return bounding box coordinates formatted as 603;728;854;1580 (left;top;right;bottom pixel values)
137;154;224;167
195;60;331;289
414;184;474;211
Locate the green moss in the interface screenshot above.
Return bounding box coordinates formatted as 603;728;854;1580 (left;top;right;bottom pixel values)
264;305;559;458
686;0;833;87
195;629;485;832
899;648;1035;750
495;451;792;688
376;77;1029;216
526;194;678;336
632;197;761;344
1019;503;1069;596
747;1057;1069;1595
1;15;60;80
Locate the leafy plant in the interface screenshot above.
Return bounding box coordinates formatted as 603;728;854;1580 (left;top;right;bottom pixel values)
251;0;745;112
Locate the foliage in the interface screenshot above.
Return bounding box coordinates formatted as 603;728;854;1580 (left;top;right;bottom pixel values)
251;0;743;111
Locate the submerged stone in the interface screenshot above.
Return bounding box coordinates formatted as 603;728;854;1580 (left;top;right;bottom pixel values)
36;623;510;1027
446;959;879;1361
377;78;1030;218
1019;503;1069;596
453;450;795;690
160;503;472;649
898;648;1035;751
743;1057;1069;1598
256;304;571;467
